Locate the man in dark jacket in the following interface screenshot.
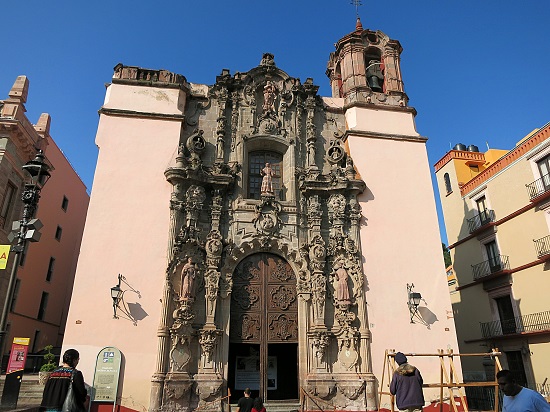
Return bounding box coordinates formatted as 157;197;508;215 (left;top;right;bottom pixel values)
390;352;425;411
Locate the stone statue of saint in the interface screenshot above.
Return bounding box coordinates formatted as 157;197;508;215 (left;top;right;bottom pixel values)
180;257;197;300
335;260;351;304
260;162;276;195
262;81;277;114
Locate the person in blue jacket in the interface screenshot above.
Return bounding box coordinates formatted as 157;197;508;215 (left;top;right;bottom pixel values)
390;352;425;412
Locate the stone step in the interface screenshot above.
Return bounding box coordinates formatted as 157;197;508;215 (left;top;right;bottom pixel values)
230;402;301;412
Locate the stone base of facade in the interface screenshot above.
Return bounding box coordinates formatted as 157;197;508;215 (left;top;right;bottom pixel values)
304;373;377;411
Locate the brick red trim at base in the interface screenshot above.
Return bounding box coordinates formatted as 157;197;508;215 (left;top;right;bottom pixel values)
379;398;467;411
91;403;137;412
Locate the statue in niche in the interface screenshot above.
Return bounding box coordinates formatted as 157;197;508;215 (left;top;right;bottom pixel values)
260;163;276;196
180;257;198;300
334;260;351;304
262;81;277;114
366;59;384;92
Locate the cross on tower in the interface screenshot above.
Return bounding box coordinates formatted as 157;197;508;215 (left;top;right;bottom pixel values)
350;0;362;17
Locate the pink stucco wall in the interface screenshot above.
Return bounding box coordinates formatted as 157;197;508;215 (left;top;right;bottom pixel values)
8;135;89;352
62;84;184;410
347;123;460;403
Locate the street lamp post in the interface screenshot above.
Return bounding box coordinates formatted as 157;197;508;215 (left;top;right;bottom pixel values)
0;150;51;360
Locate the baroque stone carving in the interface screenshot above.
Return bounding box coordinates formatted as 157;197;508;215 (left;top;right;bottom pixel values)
312;331;332;363
198;329;221;363
253;196;282;236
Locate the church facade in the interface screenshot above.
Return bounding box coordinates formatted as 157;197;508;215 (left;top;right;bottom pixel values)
63;21;459;412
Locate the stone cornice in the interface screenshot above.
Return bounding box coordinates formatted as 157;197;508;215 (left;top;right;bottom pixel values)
98;108;185;121
342;99;417;116
342;129;427;144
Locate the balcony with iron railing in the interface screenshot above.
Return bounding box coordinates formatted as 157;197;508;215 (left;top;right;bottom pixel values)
526;174;550;201
480;310;550;338
467;209;495;233
471;255;510;281
534;235;550;259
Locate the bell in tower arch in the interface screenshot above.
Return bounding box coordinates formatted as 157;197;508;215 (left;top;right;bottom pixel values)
366;59;384;92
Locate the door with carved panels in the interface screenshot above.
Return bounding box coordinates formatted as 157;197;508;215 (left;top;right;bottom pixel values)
229;253;298;401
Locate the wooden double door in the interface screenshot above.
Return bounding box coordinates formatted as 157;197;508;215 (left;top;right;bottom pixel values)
228;253;298;402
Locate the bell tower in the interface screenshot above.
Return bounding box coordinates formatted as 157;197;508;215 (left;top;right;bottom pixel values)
327;17;406;107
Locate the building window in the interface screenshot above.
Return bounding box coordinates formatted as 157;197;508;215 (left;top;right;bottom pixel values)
537;154;550;188
505;351;528;386
476;195;491;224
484;240;501;270
495;295;516;334
10;279;21;312
61;196;69;212
55;226;62;241
37;292;49;320
46;257;55;282
0;182;17;228
248;151;283;200
444;173;452;194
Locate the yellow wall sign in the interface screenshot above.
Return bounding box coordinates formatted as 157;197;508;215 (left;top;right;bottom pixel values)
0;245;10;269
13;337;30;345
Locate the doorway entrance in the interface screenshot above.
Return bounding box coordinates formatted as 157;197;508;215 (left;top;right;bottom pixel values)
228;253;298;402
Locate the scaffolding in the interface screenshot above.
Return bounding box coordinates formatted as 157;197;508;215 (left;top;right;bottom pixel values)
379;348;502;412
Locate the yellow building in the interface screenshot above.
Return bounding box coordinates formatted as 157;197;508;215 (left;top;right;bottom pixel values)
435;122;550;395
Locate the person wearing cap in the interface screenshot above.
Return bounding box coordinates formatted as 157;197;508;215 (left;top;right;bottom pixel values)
390;352;425;411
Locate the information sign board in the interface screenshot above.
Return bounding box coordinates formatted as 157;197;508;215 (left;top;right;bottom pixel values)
91;347;122;403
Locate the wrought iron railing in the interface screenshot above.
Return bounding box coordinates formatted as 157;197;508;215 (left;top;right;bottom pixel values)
471;255;510;280
526;174;550;200
534;235;550;258
480;310;550;338
465;387;502;411
467;209;495;233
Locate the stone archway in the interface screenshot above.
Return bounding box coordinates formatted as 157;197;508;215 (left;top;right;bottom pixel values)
228;253;299;402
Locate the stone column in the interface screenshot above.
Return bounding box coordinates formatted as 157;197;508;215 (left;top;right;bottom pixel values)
150;183;184;412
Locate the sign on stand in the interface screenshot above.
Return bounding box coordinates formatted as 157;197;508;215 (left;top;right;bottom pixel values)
91;347;122;412
0;337;30;409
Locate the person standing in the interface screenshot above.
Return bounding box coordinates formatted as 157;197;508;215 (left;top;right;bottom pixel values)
236;388;255;412
41;348;87;412
251;397;266;412
389;352;424;412
497;369;550;411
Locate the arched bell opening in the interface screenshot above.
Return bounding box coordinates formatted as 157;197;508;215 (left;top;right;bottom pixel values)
227;253;299;403
364;48;384;93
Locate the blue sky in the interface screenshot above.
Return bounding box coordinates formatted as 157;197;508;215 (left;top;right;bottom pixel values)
1;1;549;245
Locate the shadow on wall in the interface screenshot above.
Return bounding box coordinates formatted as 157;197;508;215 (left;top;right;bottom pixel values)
417;306;439;329
127;302;148;323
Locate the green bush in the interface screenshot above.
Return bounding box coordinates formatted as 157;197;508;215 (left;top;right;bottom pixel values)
40;345;57;372
40;362;57;372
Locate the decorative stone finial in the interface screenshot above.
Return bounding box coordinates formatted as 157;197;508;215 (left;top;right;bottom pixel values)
34;113;51;136
9;76;29;103
355;17;363;32
260;53;275;67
